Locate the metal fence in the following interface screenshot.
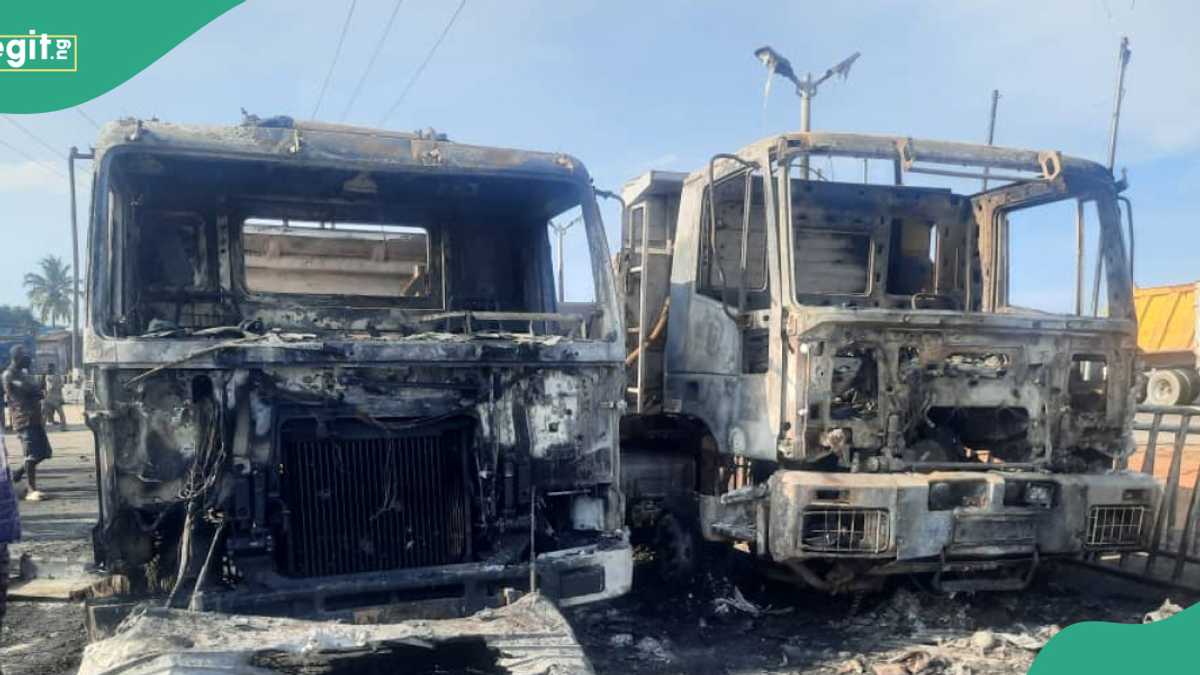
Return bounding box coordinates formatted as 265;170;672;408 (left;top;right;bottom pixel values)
1097;404;1200;590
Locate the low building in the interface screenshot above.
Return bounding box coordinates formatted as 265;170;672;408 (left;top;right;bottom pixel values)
35;329;73;374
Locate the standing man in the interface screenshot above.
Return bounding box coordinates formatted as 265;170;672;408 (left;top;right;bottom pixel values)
41;362;66;430
0;434;19;642
4;346;52;501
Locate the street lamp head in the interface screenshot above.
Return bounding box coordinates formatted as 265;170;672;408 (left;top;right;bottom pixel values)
754;45;801;89
826;51;861;82
755;47;861;134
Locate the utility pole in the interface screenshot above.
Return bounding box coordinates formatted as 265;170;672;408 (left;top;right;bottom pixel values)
979;90;1004;305
981;90;1000;191
1091;36;1132;317
1106;36;1132;173
549;216;582;304
67;146;92;375
755;47;860;178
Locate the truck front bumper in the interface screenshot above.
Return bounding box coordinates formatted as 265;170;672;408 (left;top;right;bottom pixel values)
187;536;632;620
765;470;1160;564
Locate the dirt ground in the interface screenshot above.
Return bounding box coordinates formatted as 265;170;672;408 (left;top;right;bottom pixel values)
0;405;1190;675
2;405;94;675
1130;411;1200;487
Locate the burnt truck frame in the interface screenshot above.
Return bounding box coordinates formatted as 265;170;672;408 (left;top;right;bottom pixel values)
83;117;630;618
619;132;1160;592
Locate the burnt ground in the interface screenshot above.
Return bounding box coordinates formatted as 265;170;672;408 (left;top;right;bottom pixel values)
568;554;1186;675
0;406;1193;675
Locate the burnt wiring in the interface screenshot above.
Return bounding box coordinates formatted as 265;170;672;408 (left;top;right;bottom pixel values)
125;335;269;388
188;521;228;610
166;393;228;607
177;413;226;502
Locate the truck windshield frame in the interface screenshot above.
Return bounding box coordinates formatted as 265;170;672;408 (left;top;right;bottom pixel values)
88;146;616;340
772;149;1132;318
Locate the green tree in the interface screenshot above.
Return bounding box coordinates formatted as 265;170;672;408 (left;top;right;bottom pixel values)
23;255;73;328
0;305;39;332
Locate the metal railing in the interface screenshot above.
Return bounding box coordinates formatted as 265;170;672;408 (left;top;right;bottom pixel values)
1097;404;1200;590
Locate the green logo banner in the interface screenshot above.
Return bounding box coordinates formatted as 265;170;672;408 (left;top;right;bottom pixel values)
0;2;243;113
1030;602;1195;673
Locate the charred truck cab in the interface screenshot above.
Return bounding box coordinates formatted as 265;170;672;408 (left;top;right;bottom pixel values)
619;132;1160;591
85;118;630;617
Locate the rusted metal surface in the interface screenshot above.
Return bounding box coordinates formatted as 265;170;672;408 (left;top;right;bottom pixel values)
619;130;1154;592
83;117;631;617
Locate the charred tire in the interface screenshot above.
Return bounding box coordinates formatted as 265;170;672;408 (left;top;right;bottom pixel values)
653;511;699;584
1147;369;1190;406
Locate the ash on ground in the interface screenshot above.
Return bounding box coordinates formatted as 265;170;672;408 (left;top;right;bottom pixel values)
567;554;1183;675
1;601;88;675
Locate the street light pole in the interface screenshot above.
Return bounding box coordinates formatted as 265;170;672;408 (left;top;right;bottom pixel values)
799;73;812;132
549;216;582;304
797;74;814;179
755;47;860;179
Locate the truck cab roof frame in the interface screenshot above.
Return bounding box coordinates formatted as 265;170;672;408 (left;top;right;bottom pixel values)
91;118;595;186
687;131;1116;194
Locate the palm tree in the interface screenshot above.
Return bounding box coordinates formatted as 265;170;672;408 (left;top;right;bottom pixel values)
24;255;72;328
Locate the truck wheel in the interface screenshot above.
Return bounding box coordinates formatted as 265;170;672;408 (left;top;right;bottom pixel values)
1148;369;1189;406
1179;369;1200;404
653;512;698;584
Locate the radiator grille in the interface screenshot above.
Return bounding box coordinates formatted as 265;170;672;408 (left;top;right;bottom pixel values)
278;420;472;577
801;508;890;553
1085;504;1147;549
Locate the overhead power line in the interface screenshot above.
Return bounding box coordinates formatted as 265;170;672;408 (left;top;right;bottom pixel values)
379;0;468;125
75;106;101;131
311;0;359;119
339;0;406;122
0;136;66;179
4;115;65;159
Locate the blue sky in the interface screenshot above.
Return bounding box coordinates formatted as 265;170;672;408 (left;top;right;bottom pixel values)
1;0;1197;311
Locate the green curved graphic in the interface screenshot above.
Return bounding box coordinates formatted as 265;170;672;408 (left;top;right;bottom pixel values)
1030;602;1196;673
0;2;243;113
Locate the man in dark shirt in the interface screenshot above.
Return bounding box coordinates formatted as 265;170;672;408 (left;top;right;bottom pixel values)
4;345;52;500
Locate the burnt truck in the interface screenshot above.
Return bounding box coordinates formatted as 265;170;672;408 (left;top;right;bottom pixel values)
83;117;630;619
618;131;1161;592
